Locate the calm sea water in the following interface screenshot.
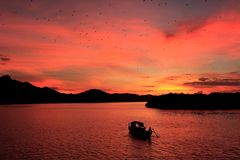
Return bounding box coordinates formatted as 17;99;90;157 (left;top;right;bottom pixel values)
0;102;239;160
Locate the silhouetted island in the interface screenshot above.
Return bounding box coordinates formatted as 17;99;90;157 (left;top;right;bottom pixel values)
0;75;153;104
145;93;240;110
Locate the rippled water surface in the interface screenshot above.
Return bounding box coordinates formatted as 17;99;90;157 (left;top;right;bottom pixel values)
0;103;240;159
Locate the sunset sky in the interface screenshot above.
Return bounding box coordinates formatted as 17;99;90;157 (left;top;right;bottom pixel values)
0;0;240;94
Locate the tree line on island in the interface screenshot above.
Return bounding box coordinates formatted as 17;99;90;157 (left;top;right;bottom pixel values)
145;92;240;110
0;75;239;109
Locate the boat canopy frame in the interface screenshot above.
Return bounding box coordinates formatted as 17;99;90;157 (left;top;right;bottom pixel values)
129;121;145;128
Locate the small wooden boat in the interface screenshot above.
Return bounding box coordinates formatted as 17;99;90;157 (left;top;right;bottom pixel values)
128;121;153;139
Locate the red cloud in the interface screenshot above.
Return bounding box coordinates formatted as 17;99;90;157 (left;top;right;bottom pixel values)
0;1;239;94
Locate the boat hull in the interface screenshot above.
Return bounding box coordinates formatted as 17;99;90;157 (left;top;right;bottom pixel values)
128;127;152;139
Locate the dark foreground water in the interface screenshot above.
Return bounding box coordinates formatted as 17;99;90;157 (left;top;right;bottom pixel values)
0;103;239;160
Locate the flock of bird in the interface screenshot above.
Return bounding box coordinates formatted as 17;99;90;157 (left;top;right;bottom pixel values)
0;0;210;49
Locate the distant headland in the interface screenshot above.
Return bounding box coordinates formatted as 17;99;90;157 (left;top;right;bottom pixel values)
145;93;240;110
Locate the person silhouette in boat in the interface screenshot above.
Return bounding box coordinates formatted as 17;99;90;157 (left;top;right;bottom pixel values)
148;127;153;134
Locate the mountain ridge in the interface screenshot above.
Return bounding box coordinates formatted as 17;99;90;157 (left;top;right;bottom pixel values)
0;75;153;104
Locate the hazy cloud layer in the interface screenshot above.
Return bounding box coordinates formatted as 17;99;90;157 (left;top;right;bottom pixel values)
0;54;11;65
184;79;240;87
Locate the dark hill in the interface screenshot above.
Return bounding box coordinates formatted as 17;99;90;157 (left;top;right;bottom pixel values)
0;75;63;103
0;75;153;104
145;93;240;110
